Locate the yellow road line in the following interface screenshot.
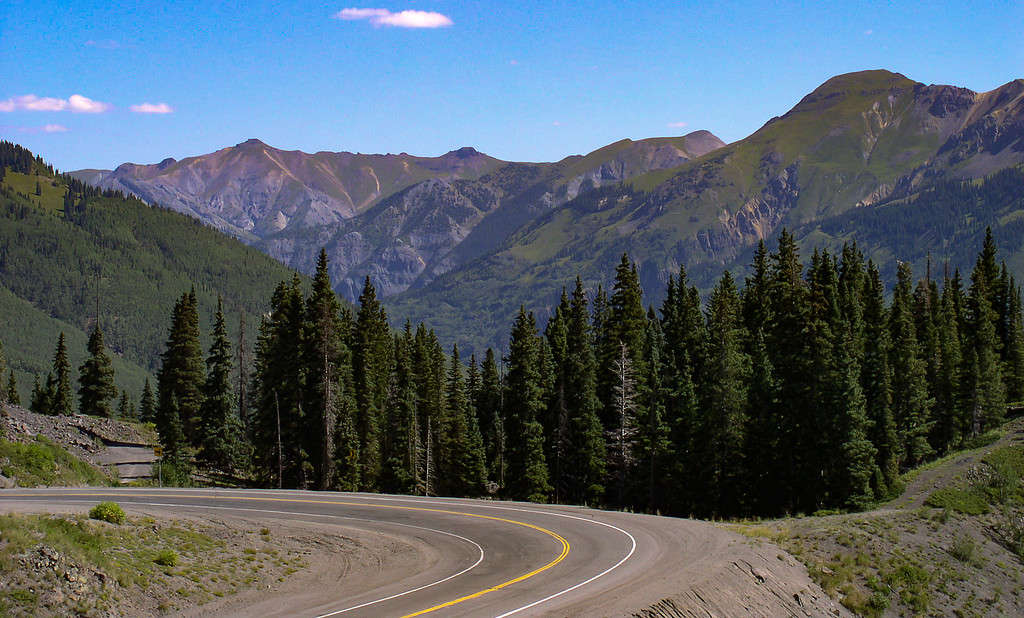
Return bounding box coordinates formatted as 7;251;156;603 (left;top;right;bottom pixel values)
3;492;571;616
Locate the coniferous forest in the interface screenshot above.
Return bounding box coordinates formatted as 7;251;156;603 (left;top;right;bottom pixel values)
125;229;1021;518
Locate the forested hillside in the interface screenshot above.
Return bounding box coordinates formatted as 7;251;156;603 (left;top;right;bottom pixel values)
148;228;1021;518
0;142;301;404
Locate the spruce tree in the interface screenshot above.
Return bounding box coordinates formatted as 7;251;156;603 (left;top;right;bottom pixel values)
381;324;418;494
477;348;505;487
7;370;19;406
564;277;606;506
863;263;900;497
890;262;934;467
607;341;639;507
504;307;551;502
836;337;876;510
117;390;133;419
598;254;647;429
637;308;670;512
544;290;572;502
157;291;205;448
30;375;49;414
304;250;348;489
51;332;73;416
139;378;156;424
78;325;117;418
702;271;750;516
440;345;487;496
353;276;393;490
933;278;965;452
199;299;246;473
1004;280;1024;402
966;276;1005;434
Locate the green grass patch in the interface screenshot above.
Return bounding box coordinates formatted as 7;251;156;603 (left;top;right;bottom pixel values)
0;435;114;487
925;486;990;515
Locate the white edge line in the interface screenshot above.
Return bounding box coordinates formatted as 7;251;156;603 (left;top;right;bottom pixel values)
308;494;640;617
0;498;485;618
5;491;638;616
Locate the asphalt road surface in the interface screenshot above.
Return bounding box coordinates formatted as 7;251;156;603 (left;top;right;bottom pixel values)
0;488;824;617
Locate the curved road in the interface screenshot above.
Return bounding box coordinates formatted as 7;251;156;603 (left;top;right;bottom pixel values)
0;488;834;617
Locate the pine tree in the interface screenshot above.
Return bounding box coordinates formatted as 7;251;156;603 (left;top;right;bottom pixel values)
7;370;20;406
607;342;639;506
765;229;812;512
564;278;606;506
863;262;900;498
139;378;156;424
51;332;73;416
702;271;749;516
304;250;349;489
78;325;117;418
157;291;205;448
30;375;49;415
933;277;965;452
1004;280;1024;402
966;274;1005;434
504;307;551;502
477;348;505;487
353;276;393;490
440;345;487;496
890;262;934;467
199;298;247;473
117;390;132;418
382;324;418;494
544;289;572;502
835;337;876;510
637;308;670;512
745;328;779;513
598;254;647;430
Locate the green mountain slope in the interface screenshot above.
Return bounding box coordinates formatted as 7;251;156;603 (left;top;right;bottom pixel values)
0;143;302;404
387;70;1024;356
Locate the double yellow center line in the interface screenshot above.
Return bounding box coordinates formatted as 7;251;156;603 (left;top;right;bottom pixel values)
2;492;571;616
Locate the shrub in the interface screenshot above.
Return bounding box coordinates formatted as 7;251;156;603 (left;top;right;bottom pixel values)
948;534;980;564
88;501;126;525
153;549;178;567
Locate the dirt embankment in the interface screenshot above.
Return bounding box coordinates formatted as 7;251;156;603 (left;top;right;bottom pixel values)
1;404;157;483
725;417;1024;617
0;505;416;617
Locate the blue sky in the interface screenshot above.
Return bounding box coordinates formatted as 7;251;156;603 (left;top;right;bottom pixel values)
2;1;1022;171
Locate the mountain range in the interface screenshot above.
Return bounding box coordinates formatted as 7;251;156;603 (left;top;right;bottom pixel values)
73;70;1024;355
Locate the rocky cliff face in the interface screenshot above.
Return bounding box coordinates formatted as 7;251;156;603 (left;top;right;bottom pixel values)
253;132;725;300
79;139;504;240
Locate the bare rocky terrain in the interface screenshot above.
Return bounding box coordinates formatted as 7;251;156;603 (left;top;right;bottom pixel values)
1;404;157;484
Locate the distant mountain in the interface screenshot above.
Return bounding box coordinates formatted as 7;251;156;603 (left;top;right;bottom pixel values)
1;143;301;403
253;132;725;299
386;70;1024;355
74;131;725;300
75;140;504;241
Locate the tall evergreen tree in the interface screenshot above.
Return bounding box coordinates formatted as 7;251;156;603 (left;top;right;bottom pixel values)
637;308;670;512
51;332;73;416
382;324;418;494
862;262;900;497
353;276;393;490
7;370;20;406
477;348;505;487
504;307;551;502
835;337;877;510
439;345;487;496
78;325;117;418
139;378;156;424
563;277;606;506
702;271;750;516
157;290;205;448
890;262;934;467
198;299;247;473
598;254;648;429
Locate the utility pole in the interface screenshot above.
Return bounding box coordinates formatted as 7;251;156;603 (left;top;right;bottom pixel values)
275;389;283;489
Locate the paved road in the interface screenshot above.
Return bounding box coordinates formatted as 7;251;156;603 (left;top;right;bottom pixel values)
0;488;825;617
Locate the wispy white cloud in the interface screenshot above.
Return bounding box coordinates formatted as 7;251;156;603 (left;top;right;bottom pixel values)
2;124;71;134
667;121;688;129
552;121;562;127
130;102;174;114
85;39;122;50
864;29;873;36
509;59;519;66
0;94;112;113
334;8;453;28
